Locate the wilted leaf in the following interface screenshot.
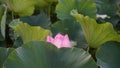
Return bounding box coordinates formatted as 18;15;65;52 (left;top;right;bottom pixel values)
4;41;97;68
72;13;120;48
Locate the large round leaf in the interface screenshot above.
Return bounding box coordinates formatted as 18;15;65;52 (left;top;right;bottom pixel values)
0;47;14;68
9;21;51;44
20;12;51;28
6;0;35;17
94;0;119;16
72;13;120;48
4;41;97;68
94;0;120;27
96;41;120;68
56;0;97;20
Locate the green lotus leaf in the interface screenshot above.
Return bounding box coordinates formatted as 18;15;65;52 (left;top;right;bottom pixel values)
0;5;4;22
34;0;58;8
13;37;23;48
34;0;49;8
0;0;6;3
0;5;5;41
72;13;120;48
94;0;119;16
1;5;7;39
0;47;14;68
51;19;87;48
10;21;51;44
94;0;120;27
6;0;35;17
4;41;97;68
96;41;120;68
45;0;58;3
56;0;97;20
20;12;51;28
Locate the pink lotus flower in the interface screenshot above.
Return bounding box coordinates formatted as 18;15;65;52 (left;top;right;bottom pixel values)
46;33;71;48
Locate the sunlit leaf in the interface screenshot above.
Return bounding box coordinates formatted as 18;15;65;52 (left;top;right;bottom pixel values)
45;0;58;3
56;0;97;20
72;13;120;48
0;5;4;41
9;21;51;44
0;5;4;21
4;41;97;68
34;0;48;8
1;5;7;39
6;0;35;17
0;0;6;3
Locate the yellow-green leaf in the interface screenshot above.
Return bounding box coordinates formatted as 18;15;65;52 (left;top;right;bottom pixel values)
6;0;35;17
1;5;7;39
10;21;51;44
0;5;4;22
72;13;120;48
34;0;48;8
